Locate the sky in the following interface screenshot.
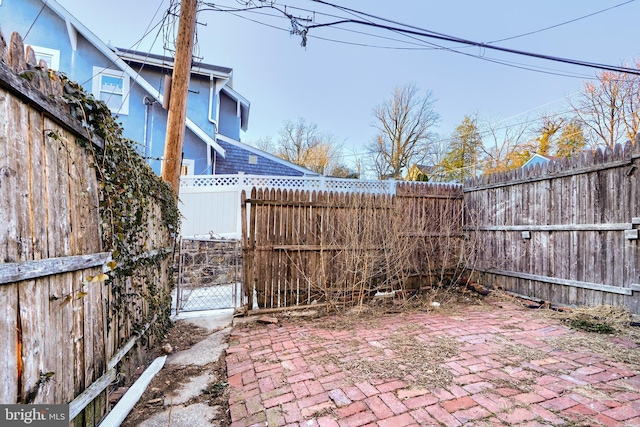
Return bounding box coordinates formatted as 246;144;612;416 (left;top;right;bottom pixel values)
55;0;640;171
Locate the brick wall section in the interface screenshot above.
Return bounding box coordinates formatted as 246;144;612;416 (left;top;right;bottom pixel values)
180;239;242;289
214;139;306;175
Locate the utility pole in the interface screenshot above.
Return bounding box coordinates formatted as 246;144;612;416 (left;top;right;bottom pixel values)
161;0;198;197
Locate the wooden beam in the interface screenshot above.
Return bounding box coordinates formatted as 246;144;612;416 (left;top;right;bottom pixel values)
465;223;632;232
107;323;150;370
246;303;327;316
244;199;392;209
395;194;463;200
68;318;154;420
0;252;111;285
162;0;199;196
98;356;167;427
474;267;633;295
69;368;116;420
269;245;391;251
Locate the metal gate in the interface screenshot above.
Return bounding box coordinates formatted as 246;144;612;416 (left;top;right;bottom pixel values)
173;238;243;313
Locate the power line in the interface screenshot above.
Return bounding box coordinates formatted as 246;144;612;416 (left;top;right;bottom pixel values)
488;0;636;44
304;0;640;75
23;0;49;41
204;1;633;77
304;17;640;76
76;0;174;119
112;0;174;113
203;3;599;80
299;1;598;79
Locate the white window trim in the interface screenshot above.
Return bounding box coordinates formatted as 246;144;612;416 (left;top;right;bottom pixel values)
91;66;130;115
30;45;60;71
181;159;195;176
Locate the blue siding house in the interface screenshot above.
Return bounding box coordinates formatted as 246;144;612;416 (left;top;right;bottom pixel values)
520;153;556;170
0;0;315;177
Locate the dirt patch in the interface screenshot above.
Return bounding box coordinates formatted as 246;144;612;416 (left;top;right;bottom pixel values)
162;320;213;353
540;304;640;367
310;285;490;330
120;355;230;427
307;319;460;389
546;305;638;333
544;334;640;367
495;336;549;363
116;320;230;427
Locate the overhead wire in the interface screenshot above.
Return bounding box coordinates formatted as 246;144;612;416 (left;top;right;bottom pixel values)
112;0;174;113
204;0;637;164
487;0;636;44
304;18;640;76
315;2;598;79
304;0;640;75
81;0;173;114
23;0;49;41
202;2;600;79
205;4;448;50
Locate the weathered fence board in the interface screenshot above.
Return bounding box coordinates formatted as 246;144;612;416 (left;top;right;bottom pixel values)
0;29;174;427
0;253;111;284
242;183;464;309
465;140;640;314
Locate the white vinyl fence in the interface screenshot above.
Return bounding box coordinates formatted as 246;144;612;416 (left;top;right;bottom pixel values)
179;174;397;239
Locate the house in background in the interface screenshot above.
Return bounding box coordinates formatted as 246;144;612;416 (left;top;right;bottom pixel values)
405;164;435;182
520;153;557;170
0;0;315;177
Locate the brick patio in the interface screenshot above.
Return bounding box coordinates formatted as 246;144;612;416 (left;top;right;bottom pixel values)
225;299;640;426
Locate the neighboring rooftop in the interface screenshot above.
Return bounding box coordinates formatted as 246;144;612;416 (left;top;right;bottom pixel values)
115;47;233;79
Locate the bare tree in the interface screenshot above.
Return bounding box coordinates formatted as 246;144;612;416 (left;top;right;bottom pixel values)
571;60;640;149
480;118;533;174
252;118;347;175
368;84;439;179
620;58;640;143
252;135;274;153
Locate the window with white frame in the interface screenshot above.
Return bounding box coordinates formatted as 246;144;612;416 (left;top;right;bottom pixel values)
92;67;130;115
181;159;195;175
30;46;60;70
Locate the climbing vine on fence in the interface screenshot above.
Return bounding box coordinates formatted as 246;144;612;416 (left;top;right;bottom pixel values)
43;70;180;339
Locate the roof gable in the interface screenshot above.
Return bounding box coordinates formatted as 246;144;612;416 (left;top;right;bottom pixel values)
115;47;250;131
37;0;228;156
521;153;557;169
217;134;319;176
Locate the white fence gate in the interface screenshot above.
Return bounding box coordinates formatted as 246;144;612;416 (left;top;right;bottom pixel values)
179;174;398;239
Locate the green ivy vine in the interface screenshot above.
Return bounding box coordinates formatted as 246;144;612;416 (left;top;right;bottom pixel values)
42;70;180;342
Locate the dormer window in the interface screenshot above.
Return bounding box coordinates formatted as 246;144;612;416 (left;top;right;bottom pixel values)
92;67;130;115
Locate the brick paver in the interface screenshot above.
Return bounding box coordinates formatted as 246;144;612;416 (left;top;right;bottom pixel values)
226;299;640;426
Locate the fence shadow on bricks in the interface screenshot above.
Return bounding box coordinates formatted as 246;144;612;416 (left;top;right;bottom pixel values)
241;183;466;310
0;29;176;426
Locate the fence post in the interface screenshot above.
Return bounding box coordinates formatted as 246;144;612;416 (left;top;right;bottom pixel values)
388;178;396;195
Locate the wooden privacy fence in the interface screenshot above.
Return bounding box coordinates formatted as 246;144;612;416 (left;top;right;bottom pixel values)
465;139;640;315
241;183;464;310
0;30;174;426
